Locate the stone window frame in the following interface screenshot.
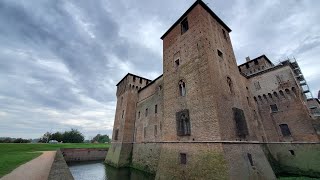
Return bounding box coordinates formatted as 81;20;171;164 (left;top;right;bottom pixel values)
176;109;191;136
232;107;249;138
114;129;119;140
227;76;234;94
270;104;278;113
181;17;189;34
279;124;291;137
178;80;186;97
155;104;158;114
254;81;261;90
180;153;187;164
217;49;223;59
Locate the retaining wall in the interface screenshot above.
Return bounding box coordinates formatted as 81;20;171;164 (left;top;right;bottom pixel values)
61;148;108;162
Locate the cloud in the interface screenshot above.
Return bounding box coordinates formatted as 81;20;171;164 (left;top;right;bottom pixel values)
0;0;319;139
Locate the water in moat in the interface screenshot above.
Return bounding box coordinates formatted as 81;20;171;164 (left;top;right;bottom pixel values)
68;161;155;180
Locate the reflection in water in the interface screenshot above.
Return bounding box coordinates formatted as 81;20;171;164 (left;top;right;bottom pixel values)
68;161;155;180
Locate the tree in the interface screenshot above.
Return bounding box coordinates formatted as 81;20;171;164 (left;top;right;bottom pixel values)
51;132;63;142
91;134;110;143
13;138;31;143
38;132;52;143
62;129;84;143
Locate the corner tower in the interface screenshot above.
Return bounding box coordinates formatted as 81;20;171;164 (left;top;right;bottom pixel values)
105;73;151;167
156;1;274;179
160;0;259;143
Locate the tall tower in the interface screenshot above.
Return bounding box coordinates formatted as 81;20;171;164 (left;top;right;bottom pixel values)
105;73;151;167
156;1;274;179
160;0;258;143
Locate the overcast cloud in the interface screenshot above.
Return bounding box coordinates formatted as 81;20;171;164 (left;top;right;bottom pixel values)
0;0;319;139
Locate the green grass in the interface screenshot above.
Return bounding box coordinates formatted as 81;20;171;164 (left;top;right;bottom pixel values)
0;143;110;177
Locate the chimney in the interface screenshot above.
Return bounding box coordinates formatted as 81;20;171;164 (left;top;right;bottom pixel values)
246;56;250;62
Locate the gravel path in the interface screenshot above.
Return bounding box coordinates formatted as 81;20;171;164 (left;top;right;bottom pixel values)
1;151;56;180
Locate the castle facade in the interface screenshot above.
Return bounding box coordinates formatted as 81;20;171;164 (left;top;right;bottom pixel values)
105;1;320;179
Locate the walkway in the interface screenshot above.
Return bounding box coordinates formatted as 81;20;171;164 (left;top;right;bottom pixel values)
1;151;56;180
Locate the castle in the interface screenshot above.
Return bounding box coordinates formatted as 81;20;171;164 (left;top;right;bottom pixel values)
105;1;320;179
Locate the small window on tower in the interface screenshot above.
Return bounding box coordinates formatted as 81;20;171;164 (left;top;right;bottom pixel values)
279;124;291;137
222;29;227;40
270;104;278;113
175;59;180;68
180;153;187;164
155;104;158;114
114;129;119;140
217;50;223;59
254;81;261;90
181;18;189;34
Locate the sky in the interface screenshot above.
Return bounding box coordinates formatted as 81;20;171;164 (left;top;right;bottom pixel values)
0;0;319;139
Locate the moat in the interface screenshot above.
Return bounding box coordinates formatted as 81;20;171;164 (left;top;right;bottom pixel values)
68;161;155;180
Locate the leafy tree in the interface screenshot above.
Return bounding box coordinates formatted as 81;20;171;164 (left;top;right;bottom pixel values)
38;132;52;143
91;134;110;143
51;132;63;142
13;138;31;143
62;129;84;143
38;129;84;143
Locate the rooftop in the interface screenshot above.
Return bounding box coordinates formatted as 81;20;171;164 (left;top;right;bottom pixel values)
160;0;232;40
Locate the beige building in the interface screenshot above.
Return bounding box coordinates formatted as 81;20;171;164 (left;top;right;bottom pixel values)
106;1;320;179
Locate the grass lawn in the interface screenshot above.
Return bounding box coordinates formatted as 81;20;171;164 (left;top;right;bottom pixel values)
0;143;110;177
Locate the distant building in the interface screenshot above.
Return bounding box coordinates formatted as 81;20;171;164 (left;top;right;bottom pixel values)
105;1;320;179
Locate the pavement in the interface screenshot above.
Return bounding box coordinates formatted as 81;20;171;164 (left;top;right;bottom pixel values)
1;151;56;180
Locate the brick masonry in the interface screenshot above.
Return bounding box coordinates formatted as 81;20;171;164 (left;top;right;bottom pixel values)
105;0;320;179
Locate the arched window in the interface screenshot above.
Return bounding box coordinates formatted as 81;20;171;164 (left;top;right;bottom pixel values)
273;92;278;98
179;80;186;96
268;93;272;99
279;90;285;98
285;89;290;95
254;96;257;102
227;77;234;94
263;94;268;101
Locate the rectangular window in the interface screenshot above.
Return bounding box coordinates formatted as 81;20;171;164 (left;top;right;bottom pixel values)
180;153;187;164
181;18;189;34
270;104;278;113
175;59;180;68
276;75;284;84
145;108;148;117
155;104;158;114
247;153;254;166
138;111;140;119
114;129;119;140
254;81;261;90
154;125;157;136
222;29;227;40
140;78;142;84
176;109;191;136
217;49;223;58
254;59;259;65
144;127;147;138
122;110;124;119
232;108;249;138
279;124;291;136
133;76;136;82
